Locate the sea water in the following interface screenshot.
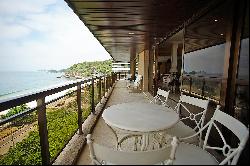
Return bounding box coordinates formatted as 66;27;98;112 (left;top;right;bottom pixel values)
0;71;76;114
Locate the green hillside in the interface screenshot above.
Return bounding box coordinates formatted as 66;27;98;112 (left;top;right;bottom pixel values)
65;60;112;77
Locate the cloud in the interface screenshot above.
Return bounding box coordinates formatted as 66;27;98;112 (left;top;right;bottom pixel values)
0;0;57;15
0;0;111;71
0;22;31;40
184;44;225;74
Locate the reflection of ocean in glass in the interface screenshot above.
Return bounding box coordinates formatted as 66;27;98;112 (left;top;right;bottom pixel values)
0;71;73;100
182;44;226;101
238;38;249;80
235;37;249;126
184;44;225;76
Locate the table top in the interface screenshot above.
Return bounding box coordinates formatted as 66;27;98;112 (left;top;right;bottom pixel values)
102;102;179;132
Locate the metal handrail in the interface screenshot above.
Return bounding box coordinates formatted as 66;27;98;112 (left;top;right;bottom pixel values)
181;74;222;102
0;76;103;112
0;73;116;165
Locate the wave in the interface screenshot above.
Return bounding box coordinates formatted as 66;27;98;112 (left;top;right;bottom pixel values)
0;88;32;97
0;80;73;100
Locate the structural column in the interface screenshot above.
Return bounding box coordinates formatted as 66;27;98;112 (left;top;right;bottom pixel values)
169;43;178;74
148;47;154;95
154;46;159;95
143;50;149;91
130;46;136;81
138;50;149;92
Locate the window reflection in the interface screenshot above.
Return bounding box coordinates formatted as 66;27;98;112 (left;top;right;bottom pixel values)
235;38;249;126
184;44;225;76
183;44;225;101
238;38;249;80
234;0;249;126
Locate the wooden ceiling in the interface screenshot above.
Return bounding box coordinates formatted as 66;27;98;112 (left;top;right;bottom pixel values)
184;0;233;53
155;0;235;56
65;0;218;62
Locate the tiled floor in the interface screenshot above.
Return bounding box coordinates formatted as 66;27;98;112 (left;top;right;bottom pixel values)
76;80;225;165
76;80;180;165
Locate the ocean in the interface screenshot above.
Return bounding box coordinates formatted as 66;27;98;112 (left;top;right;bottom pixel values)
0;71;76;114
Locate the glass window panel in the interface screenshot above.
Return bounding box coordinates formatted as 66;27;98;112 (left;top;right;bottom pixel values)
235;2;249;126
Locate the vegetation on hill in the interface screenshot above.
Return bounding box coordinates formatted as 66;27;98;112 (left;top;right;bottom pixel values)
0;107;78;165
0;60;111;164
1;104;29;120
64;60;112;77
0;87;97;165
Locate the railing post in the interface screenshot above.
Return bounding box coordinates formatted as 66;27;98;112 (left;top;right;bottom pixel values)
111;75;112;87
110;74;113;86
112;74;114;86
102;76;105;96
98;77;101;101
112;73;114;85
112;73;115;84
108;75;110;89
201;78;205;98
37;97;50;165
104;76;106;94
111;75;113;87
106;75;109;91
189;77;192;95
111;73;114;84
91;77;95;114
77;84;83;135
119;72;121;80
108;75;111;90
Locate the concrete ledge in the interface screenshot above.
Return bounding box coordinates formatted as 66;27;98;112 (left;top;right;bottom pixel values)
53;82;116;165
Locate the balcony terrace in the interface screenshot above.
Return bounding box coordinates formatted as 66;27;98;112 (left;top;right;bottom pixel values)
0;0;248;164
75;79;181;165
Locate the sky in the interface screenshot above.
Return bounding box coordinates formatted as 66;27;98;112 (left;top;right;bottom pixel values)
184;44;225;75
0;0;111;71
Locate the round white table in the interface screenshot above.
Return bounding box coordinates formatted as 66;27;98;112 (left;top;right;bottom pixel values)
102;102;179;150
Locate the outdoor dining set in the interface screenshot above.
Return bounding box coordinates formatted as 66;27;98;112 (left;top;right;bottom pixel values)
85;85;249;165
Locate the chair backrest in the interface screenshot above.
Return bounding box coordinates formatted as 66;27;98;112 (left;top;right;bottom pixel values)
126;74;132;80
86;134;178;165
134;75;142;86
163;74;172;84
174;94;209;145
202;105;249;165
152;88;170;107
175;94;209;130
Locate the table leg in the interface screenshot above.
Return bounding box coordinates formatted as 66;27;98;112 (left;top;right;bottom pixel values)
105;124;119;149
141;134;149;151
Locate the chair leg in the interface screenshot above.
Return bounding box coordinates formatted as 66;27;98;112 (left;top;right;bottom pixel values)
134;137;138;151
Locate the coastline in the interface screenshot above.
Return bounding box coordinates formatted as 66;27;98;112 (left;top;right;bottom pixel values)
0;81;77;116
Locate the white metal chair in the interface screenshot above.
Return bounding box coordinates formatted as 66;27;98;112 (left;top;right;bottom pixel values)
162;74;172;90
86;134;178;165
173;105;249;165
150;88;170;108
127;74;142;90
163;94;210;146
125;74;132;86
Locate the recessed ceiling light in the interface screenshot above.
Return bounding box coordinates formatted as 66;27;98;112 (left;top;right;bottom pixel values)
214;19;218;22
129;32;134;35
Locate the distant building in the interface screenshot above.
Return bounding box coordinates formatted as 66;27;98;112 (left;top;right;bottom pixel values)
112;62;139;74
112;62;130;73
